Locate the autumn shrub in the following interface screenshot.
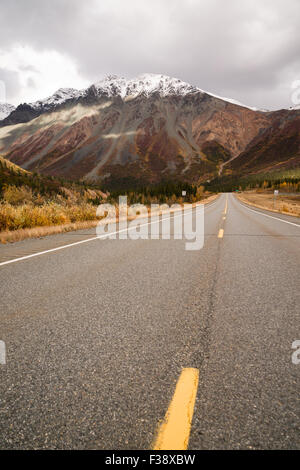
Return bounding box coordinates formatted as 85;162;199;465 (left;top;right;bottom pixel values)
0;202;99;232
3;185;33;205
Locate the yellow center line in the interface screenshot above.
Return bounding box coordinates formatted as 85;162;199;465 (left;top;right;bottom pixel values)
153;368;199;450
224;196;228;215
218;195;228;237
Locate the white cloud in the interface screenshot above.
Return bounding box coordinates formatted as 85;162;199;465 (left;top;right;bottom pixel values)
0;45;89;105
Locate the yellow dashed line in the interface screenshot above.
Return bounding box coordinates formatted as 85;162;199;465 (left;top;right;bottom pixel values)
153;368;199;450
219;195;228;237
223;194;228;215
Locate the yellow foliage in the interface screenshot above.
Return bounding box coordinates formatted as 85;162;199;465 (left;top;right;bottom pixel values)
0;202;99;232
3;185;33;205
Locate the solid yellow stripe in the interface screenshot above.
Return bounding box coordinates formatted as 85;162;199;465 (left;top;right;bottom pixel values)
224;195;228;215
153;368;199;450
218;228;224;238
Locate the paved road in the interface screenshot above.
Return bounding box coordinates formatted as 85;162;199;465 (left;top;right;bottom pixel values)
0;194;299;449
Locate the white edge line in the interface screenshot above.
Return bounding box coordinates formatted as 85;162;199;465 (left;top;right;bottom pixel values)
237;198;300;228
0;205;208;267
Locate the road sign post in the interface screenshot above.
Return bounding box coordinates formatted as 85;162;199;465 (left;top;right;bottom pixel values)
274;189;279;209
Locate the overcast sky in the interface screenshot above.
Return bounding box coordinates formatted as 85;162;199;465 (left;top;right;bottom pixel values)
0;0;299;109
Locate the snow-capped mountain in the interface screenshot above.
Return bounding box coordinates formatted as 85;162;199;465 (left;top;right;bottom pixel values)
0;73;299;185
93;73;201;99
92;74;268;112
0;103;15;120
29;87;84;111
0;87;84;126
3;73;299;127
1;73;264;126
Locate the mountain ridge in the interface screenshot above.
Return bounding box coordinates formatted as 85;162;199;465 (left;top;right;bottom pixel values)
0;73;268;128
0;74;299;186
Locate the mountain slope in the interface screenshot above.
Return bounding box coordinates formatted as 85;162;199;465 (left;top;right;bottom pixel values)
0;74;299;186
0;89;82;127
228;110;300;175
0;155;29;175
0;74;262;128
0;154;106;203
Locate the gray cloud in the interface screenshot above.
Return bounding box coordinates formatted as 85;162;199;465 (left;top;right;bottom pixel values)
0;0;299;109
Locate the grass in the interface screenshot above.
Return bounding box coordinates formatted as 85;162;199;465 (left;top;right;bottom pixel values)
0;156;106;240
0;200;102;245
237;191;300;217
0;219;100;244
0;201;99;232
0;193;218;244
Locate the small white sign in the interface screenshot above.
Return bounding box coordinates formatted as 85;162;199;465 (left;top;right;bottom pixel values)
0;341;6;365
182;191;187;197
274;190;279;195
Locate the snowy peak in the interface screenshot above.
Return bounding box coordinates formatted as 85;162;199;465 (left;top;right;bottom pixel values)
94;73;201;99
24;76;266;112
0;74;273;127
0;103;16;120
93;75;128;98
30;87;83;110
92;74;265;111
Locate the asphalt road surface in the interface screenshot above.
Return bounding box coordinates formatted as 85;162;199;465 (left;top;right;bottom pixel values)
0;193;299;449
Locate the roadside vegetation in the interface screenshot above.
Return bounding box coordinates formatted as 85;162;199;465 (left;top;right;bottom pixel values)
107;181;208;205
0;157;214;242
205;168;300;193
0;157;105;239
236;192;300;217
